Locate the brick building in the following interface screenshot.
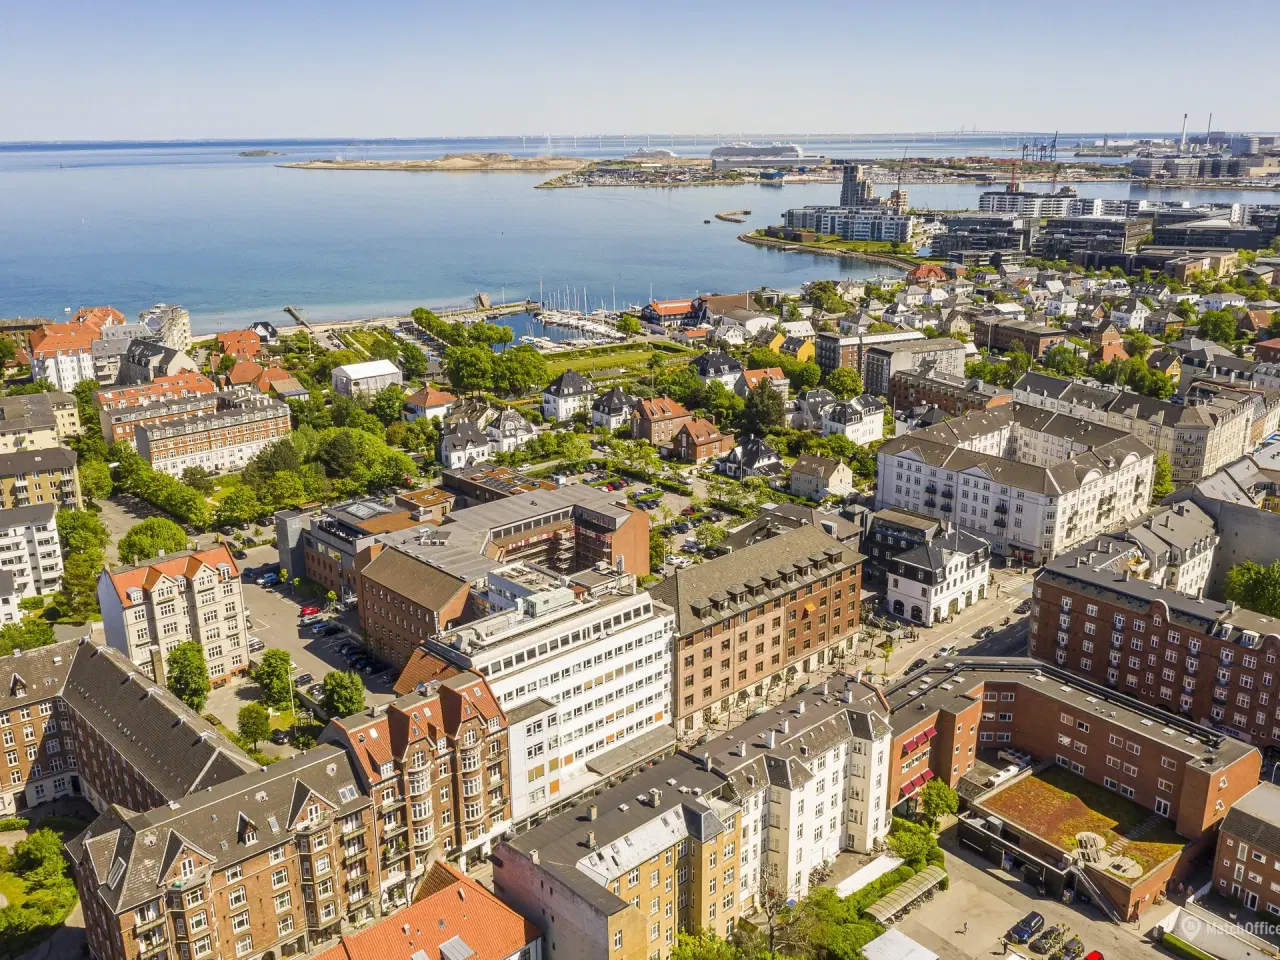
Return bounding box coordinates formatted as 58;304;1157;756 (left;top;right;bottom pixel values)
1213;782;1280;914
863;339;966;396
136;398;291;476
974;316;1066;358
632;397;692;448
671;418;734;464
889;367;1013;418
650;524;862;732
96;544;250;687
1030;535;1280;753
99;393;222;448
94;371;216;413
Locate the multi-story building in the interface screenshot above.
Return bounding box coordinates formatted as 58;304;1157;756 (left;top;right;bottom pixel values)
135;397;291;476
99;392;222;449
541;370;594;421
0;392;80;452
1112;501;1220;598
890;367;1013;417
28;319;103;391
859;508;944;592
930;213;1030;259
331;359;403;397
96;544;250;686
839;163;876;207
863;339;966;397
357;486;651;670
0;504;63;598
632;397;692;448
117;339;199;385
650;525;862;733
672;419;735;464
978;190;1076;219
1212;782;1280;914
493;753;750;960
781;206;915;243
884;526;990;626
0;448;81;510
1030;534;1280;752
789;454;855;501
138;303;193;351
439;464;556;508
974;316;1066;358
821;395;886;444
692;351;745;390
91;323;159;385
320;674;512;896
1032;216;1148;258
814;329;926;378
877;404;1155;564
94;371;215;413
1013;371;1253;486
406;562;674;826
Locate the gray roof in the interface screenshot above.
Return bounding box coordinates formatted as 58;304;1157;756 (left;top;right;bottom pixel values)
693;351;743;377
894;527;989;574
0;639;77;712
1122;502;1217;564
360;547;470;612
0;446;76;477
69;744;369;913
544;370;593;398
650;525;862;636
719;503;860;552
592;386;634;415
441;421;488;452
792;454;843;480
0;502;58;531
867;337;965;356
1222;783;1280;853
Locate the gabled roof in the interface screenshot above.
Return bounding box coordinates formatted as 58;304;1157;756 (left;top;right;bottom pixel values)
739;368;786;391
692;350;743;377
103;545;238;606
792;454;844;480
441;421;489;451
333;359;401;380
635;396;689;421
592;386;634;415
226;360;264;385
360;546;470;614
646;299;694;317
544;369;593;398
678;418;726;445
406;385;458;409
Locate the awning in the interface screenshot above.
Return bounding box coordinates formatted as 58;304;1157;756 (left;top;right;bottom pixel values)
901;735;920;755
864;866;948;923
921;769;935;782
804;602;816;613
923;725;937;739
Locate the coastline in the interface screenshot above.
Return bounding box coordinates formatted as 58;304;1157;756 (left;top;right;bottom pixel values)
737;232;917;270
280;155;588;173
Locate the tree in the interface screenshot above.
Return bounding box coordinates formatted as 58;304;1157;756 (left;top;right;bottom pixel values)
743;381;784;435
253;649;295;709
1124;331;1154;359
322;670;366;717
1198;309;1238;345
118;517;188;565
181;466;216;494
702;381;745;431
617;315;642;336
825;367;863;400
1042;345;1086;378
444;344;495;394
669;932;744;960
166;641;212;712
1151;452;1174;504
216;486;263;528
1225;561;1280;618
880;640;894;677
918;779;959;827
79;459;114;499
6;378;55;395
399;341;429;380
887;817;936;861
492;345;548;397
369;383;408;425
216;353;237;375
790;361;822;392
695;523;727;549
237;702;271;750
262;470;308;511
0;618;56;656
649;528;668;570
326;590;338;610
56;509;109;552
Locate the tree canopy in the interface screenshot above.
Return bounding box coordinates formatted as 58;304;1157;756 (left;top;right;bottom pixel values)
322;670;366;717
253;649;295;709
1225;561;1280;618
237;702;271;750
166;641;212;712
118;517;189;565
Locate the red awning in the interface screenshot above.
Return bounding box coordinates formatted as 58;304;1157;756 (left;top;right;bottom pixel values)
922;769;935;782
901;736;917;756
900;783;912;797
923;725;937;739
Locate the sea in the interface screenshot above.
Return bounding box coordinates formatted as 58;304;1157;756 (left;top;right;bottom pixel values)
2;134;1278;336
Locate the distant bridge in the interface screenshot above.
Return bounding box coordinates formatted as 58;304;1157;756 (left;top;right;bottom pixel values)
513;131;1075;151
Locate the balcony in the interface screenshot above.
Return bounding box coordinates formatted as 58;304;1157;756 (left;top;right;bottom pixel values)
1056;637;1069;649
382;844;409;865
134;914;166;936
993;518;1007;528
994;502;1008;514
379;794;405;809
347;889;374;909
924;499;937;509
138;938;169;960
342;820;367;836
941;488;954;498
1185;660;1199;675
381;821;407;839
925;484;937;495
941;503;952;513
342;846;367;863
1212;688;1228;704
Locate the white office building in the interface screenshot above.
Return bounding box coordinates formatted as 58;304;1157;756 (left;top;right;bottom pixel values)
884;526;991;626
424;562;675;826
822;396;887;445
0;504;63;599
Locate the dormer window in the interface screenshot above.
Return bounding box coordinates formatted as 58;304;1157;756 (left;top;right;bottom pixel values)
127;588;143;604
379;761;394;778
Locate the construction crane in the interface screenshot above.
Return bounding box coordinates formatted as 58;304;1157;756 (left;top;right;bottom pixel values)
1006;158;1020;193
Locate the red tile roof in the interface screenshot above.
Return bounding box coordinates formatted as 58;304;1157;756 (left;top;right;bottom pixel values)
71;306;124;330
216;330;262;360
95;372;216;409
314;861;538;960
227;360;265;385
635;396;689;421
681;418;727;444
106;545;239;606
406;385;458;409
740;367;785;389
647;299;694;317
393;648;463;697
30;322;98;357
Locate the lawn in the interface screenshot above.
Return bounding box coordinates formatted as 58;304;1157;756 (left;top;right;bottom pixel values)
545;347;665;376
982;766;1183;874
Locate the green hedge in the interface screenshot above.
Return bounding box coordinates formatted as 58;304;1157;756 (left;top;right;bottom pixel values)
1162;933;1216;960
0;819;28;832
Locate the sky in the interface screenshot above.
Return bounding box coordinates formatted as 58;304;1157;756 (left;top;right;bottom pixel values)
3;0;1278;142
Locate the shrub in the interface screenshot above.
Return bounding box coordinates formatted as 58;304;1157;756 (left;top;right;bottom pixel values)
1162;933;1216;960
0;818;29;831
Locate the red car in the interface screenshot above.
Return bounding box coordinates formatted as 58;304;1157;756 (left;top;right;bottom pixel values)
299;605;320;617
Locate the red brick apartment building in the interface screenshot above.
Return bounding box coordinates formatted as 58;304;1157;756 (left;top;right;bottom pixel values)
974;316;1066;358
1213;782;1280;915
650;524;863;732
94;372;216;414
33;631;513;960
98;392;221;448
632;396;692;447
880;658;1260;918
671;418;734;463
889;367;1013;417
1029;534;1280;751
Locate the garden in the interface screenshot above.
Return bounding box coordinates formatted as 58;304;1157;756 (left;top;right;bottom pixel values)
0;816;87;960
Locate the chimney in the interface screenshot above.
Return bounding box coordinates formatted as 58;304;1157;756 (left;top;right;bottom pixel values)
588;803;598;821
766;729;777;749
820;680;829;696
650;787;663;807
781;719;790;734
530;849;539;864
587;830;596;848
796;701;805;715
738;740;747;757
404;924;411;935
702;752;711;772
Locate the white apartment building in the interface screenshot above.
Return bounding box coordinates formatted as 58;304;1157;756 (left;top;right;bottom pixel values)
96;545;251;686
29;340;96;393
0;504;63;599
138;303;193;352
822;396;886;445
781;206;916;244
424;562;674;826
877;403;1156;564
707;679;893;901
884;527;990;627
977;191;1075;218
541;370;594;422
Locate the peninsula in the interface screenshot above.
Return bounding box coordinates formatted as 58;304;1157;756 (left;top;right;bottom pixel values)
281;152;588;172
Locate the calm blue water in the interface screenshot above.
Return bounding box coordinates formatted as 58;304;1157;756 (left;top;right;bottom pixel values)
1;136;1276;334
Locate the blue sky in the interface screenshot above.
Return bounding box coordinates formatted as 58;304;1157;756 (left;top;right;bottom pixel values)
3;0;1277;140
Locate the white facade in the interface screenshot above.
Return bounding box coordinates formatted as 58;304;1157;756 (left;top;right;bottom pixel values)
822;397;886;445
782;206;916;243
1109;302;1151;331
331;359;403;397
885;536;990;627
31;348;95;393
0;506;63;599
429;566;674;825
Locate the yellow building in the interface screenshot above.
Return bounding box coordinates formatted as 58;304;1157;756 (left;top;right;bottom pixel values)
779;335;815;363
0;447;81;510
492;754;749;960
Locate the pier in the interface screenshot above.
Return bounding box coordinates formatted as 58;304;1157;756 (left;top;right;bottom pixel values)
276;300;538;337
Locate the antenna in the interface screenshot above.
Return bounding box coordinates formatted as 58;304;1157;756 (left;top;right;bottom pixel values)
1179;113;1188;154
1206;113;1213;150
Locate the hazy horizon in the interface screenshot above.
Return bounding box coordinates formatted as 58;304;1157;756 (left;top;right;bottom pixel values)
5;0;1278;141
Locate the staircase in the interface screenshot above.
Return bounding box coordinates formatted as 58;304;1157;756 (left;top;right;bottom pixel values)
1072;863;1126;923
1102;813;1165;856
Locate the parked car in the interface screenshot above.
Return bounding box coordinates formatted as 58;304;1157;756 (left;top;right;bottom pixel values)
319;624;343;637
306;683;325;699
295;672;314;686
908;658;929;673
257;573;280;587
299;614;326;626
1007;912;1044;944
673;522;691;534
1059;937;1085;960
1030;926;1062;954
232;550;247;560
248;640;265;654
671;556;694;569
1016;599;1032;614
299;605;320;617
269;729;290;746
934;643;957;659
974;625;995;639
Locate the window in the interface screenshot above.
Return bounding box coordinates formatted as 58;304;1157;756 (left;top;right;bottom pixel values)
228;886;247;908
615;932;624;951
225;864;243;883
271;867;288;888
274;891;291;913
193;936;212;958
235;936;254;958
277;916;294;937
269;845;285;864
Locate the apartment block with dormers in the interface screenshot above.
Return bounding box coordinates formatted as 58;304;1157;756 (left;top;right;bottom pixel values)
135;398;291;477
96;545;251;687
1213;782;1280;915
319;673;512;907
650;524;863;734
1031;533;1280;752
493;752;748;960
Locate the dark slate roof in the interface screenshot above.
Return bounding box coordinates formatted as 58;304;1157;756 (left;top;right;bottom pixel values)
0;446;77;477
441;421;489;452
544;370;593;398
60;644;258;802
0;639;77;712
723;436;779;471
894;528;989;574
591;386;633;416
693;350;743;377
1222;784;1280;855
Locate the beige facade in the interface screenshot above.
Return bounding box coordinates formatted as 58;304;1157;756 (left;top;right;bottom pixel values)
0;448;81;510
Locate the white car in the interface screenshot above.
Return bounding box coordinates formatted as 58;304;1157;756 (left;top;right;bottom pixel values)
934;643;956;659
670;556;694;569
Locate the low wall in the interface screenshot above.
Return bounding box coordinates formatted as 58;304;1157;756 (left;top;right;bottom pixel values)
1154;902;1280;960
835;855;905;898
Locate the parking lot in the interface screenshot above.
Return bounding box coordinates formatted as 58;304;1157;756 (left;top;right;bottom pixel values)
891;830;1174;960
